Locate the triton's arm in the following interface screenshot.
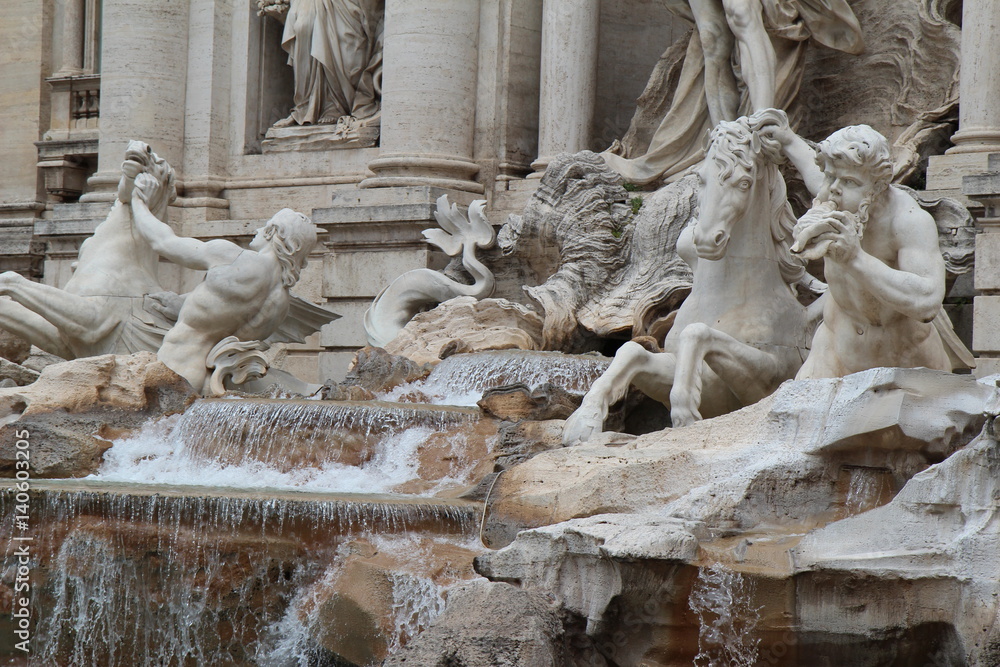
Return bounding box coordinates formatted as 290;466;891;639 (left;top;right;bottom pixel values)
131;173;241;271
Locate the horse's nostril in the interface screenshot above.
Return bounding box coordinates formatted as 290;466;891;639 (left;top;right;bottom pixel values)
714;230;726;246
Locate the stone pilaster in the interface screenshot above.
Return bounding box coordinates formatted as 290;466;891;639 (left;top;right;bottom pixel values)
178;0;233;215
360;0;483;193
948;0;1000;155
52;0;85;77
80;0;190;202
965;155;1000;376
927;0;1000;196
528;0;599;176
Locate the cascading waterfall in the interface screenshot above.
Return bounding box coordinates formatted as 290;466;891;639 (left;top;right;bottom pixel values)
844;466;890;515
689;563;761;667
4;484;477;666
381;350;611;405
95;398;488;494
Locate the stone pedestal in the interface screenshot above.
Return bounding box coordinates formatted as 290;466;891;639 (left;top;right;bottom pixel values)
80;0;190;202
312;187;476;380
360;0;483;193
528;0;599;177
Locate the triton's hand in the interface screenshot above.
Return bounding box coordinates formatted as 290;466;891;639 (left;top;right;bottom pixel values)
132;173;158;204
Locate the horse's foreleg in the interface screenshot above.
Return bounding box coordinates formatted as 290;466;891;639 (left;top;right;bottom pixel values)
0;272;117;345
670;323;786;427
563;341;676;445
0;298;73;359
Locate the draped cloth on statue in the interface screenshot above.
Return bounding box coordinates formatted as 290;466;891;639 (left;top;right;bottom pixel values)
282;0;384;125
603;0;863;185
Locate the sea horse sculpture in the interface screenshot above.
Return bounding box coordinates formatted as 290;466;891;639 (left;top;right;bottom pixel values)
0;141;177;359
564;109;816;443
364;195;496;347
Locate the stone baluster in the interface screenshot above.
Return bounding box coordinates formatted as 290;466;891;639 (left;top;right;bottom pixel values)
529;0;600;177
360;0;483;193
80;0;190;202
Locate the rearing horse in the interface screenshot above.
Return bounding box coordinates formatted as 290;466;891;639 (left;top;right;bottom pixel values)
563;108;815;443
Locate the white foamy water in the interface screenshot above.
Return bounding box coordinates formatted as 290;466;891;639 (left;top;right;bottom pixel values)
93;414;450;495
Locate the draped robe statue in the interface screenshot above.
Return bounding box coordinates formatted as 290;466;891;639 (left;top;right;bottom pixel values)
260;0;384;130
604;0;863;185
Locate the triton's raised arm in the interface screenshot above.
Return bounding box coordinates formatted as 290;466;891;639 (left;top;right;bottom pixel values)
131;173;241;271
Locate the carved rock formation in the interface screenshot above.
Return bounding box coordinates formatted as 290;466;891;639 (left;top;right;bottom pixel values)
483;368;994;547
0;352;196;477
497;152;694;351
385;297;544;366
477;383;581;422
383;579;608;667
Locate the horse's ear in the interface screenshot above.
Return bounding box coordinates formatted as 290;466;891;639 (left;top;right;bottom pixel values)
750;131;762;154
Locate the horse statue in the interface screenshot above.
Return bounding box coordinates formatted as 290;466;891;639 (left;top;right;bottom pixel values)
563;108;817;444
0;141;177;359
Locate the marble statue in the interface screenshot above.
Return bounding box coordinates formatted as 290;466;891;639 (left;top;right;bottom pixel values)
0;141;176;359
564;109;814;444
767;119;975;378
131;173;325;394
604;0;863;185
260;0;383;139
364;195;496;348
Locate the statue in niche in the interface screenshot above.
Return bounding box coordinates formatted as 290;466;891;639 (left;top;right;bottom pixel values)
130;172;330;394
766;119;975;378
604;0;863;185
259;0;384;145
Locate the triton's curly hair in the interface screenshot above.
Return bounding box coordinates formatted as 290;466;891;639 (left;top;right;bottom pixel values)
260;209;317;287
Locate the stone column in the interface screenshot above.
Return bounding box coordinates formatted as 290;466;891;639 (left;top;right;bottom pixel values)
529;0;600;177
53;0;86;76
948;0;1000;154
80;0;190;202
360;0;483;193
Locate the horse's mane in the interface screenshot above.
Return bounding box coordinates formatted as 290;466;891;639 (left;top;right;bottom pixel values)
708;113;805;287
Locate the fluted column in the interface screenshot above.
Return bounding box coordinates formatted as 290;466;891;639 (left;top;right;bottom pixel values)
948;0;1000;154
529;0;599;177
81;0;190;201
360;0;483;193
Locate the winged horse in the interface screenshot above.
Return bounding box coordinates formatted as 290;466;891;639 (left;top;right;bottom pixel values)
564;108;815;443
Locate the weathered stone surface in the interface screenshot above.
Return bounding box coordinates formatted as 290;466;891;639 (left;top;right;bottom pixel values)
297;536;480;667
790;423;1000;666
21;346;66;373
0;352;197;477
484;368;994;546
0;330;31;364
383;579;608;667
342;346;432;393
477;382;581;422
0;359;39;386
385;297;544;366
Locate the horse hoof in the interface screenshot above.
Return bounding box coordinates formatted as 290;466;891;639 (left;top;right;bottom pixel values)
563;407;604;445
670;407;702;428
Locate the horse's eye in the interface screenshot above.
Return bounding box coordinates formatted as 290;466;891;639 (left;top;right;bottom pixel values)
738;179;752;191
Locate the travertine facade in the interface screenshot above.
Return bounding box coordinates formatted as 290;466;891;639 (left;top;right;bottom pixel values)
1;0;677;382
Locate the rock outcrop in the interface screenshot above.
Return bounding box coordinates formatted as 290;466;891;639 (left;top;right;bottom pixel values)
0;352;197;477
483;368;993;546
386;297;544;366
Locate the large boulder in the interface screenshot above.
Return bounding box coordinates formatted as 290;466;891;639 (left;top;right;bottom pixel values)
483;368;995;546
386;297;544;366
383;579;608;667
0;352;197;477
